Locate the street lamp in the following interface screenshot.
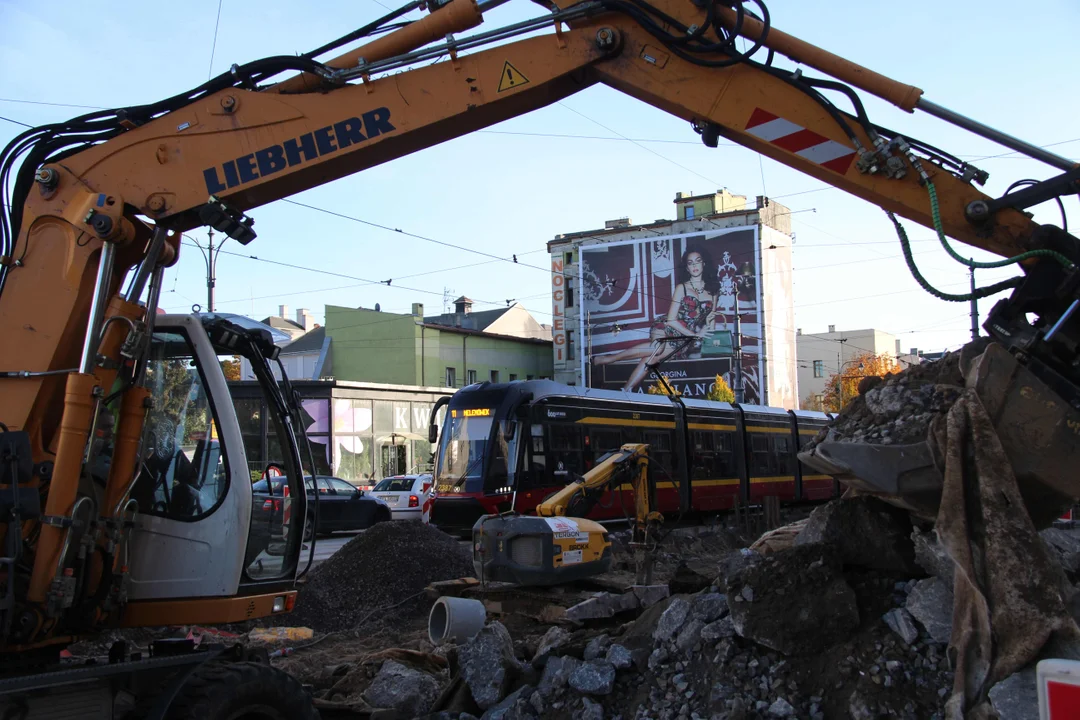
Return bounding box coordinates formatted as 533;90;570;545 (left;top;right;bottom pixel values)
731;261;755;404
188;228;229;312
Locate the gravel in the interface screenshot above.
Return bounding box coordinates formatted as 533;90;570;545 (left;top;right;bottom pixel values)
283;521;473;632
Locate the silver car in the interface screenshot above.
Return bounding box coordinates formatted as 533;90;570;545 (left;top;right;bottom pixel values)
371;474;433;521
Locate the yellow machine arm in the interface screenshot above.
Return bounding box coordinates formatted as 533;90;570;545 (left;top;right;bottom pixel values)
536;443;650;523
2;0;1078;643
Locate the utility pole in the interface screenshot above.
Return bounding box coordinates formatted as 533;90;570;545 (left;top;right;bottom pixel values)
733;293;744;404
969;261;979;340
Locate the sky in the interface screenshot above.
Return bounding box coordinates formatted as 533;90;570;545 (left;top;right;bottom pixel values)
2;0;1078;365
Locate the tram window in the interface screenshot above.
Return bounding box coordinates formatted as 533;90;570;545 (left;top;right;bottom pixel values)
644;430;673;479
590;429;623;454
749;434;773;476
690;431;713;480
775;436;792;474
751;435;769;453
549;424;582;451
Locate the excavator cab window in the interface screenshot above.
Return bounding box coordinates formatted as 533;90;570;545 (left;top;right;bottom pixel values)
131;330;230;521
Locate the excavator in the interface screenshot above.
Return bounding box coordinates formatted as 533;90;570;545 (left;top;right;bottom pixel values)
1;0;1077;715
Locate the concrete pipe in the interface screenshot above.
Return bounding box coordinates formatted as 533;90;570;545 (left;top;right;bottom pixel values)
429;596;487;645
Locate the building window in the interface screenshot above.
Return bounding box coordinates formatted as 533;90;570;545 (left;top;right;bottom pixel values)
445;367;456;387
526;375;534;380
567;330;576;361
566;277;575;308
813;360;824;378
564;251;573;265
509;374;518;382
467;369;477;385
490;370;500;383
685;206;695;219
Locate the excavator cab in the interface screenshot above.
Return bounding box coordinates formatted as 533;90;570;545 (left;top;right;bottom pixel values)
122;313;310;612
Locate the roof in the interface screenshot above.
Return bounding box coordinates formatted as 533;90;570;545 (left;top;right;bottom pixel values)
423;306;511;332
453;296;473;304
420;322;551;345
282;326;325;354
260;316;304;331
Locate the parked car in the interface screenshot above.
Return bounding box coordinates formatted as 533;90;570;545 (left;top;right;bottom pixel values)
371;474;433;521
251;475;391;551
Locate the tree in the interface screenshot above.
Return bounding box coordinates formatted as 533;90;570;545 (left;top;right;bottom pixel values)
220;356;241;381
706;374;735;403
821;351;897;412
801;392;825;412
646;380;682;396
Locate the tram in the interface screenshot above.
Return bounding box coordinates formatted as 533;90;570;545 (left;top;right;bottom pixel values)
426;380;835;535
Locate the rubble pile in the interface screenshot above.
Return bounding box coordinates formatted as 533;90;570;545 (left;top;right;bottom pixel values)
285;521;474;632
806;345;974;448
258;494;1080;719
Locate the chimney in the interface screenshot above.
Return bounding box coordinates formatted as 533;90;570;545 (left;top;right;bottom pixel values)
454;296;473;314
412;302;424;317
279;304;290;319
828;324;836;333
910;347;918;356
796;328;802;336
895;339;901;357
296;308;314;332
604;218;631;229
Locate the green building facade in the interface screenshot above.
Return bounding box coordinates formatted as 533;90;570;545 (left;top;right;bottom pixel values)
324;303;553;388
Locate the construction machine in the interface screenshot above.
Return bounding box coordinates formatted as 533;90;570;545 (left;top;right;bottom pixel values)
2;0;1079;714
473;443;660;586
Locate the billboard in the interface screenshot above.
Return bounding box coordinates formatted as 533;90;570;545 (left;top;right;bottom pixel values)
581;227;763;402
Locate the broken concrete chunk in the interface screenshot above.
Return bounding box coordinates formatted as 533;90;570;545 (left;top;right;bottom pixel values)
701;616;736;643
566;592;639;624
882;608;919;646
795;496;919;574
532;626;570;668
459;621;522;710
675;619;705;655
1041;528;1080;575
911;526;955;585
606;644;632;670
653;598;691;642
362;659;440;717
568;659;616;695
905;577;953;645
538;655;580;698
691;592;728;622
581;696;604;720
766;697;796;717
631;584;671;608
480;683;533;720
726;543;858;656
647;646;670;671
988;667;1038;720
584;634;612;661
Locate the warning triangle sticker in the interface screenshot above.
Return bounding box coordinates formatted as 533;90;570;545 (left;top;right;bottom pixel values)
497;61;530;93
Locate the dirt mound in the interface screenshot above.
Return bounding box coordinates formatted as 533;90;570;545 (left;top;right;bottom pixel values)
285;521;474;633
807;341;990;448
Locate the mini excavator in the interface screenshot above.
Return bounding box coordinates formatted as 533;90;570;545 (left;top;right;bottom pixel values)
472;443;661;586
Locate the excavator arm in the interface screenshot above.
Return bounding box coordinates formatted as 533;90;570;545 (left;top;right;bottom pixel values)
2;0;1078;640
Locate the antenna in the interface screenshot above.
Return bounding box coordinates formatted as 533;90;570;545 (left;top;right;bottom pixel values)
443;287;455;314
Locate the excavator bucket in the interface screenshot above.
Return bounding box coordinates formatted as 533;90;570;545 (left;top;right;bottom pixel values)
799;342;1080;527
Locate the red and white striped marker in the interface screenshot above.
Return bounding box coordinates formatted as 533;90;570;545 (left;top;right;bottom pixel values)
745;108;856;174
1039;659;1080;718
